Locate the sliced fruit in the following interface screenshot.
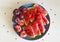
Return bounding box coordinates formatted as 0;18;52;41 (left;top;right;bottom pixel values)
13;9;20;15
36;13;46;25
20;30;27;38
41;14;49;24
34;4;47;16
14;25;21;32
36;15;46;33
24;26;36;38
32;21;41;36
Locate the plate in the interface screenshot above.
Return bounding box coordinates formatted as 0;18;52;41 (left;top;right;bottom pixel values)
12;3;50;40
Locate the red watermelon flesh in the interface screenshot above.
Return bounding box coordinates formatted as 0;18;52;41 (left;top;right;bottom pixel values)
32;21;41;36
24;26;36;38
36;15;46;33
41;14;49;24
34;4;47;16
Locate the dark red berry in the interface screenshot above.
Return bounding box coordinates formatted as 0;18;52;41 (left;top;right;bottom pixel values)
19;13;24;20
13;9;20;15
14;25;21;32
20;6;27;13
13;17;20;23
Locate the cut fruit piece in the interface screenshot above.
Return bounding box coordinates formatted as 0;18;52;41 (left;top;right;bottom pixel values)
13;9;20;15
14;25;21;32
32;21;41;36
24;26;36;38
34;4;47;16
36;15;46;33
30;17;35;22
36;13;46;25
41;14;49;24
20;30;27;38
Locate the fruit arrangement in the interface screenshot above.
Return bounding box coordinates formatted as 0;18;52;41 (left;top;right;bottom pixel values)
12;3;50;39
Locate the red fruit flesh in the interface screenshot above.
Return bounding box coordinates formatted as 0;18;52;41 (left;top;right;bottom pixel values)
32;22;41;35
36;15;46;33
41;14;49;24
34;4;47;15
24;26;35;38
36;13;45;25
14;25;21;32
20;31;27;38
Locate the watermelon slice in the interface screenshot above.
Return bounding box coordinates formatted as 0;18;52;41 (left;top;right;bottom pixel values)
34;4;47;16
36;15;46;33
36;13;46;25
32;21;41;36
24;26;36;38
41;14;49;24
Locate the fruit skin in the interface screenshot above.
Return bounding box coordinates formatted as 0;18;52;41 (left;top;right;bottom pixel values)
14;25;21;32
36;14;46;33
13;9;20;16
24;26;36;38
18;13;24;20
20;6;28;13
32;21;41;36
13;17;20;23
20;30;27;38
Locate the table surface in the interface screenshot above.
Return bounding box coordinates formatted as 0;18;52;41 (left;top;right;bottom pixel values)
0;0;60;42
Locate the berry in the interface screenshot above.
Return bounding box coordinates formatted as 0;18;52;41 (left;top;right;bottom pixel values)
20;31;27;38
13;9;20;15
14;25;21;32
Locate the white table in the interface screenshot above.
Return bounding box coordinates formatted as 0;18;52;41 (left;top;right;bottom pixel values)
0;0;60;42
